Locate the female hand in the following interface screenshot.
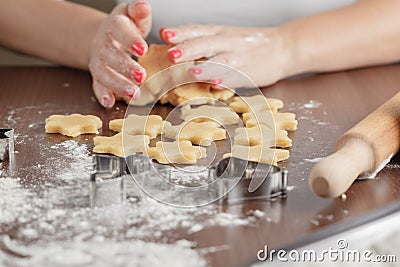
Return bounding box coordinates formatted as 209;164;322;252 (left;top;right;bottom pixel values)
89;1;152;107
160;25;293;90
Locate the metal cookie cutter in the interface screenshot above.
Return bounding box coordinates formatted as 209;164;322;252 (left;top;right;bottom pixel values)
89;154;158;207
90;153;288;207
213;157;288;204
0;128;14;162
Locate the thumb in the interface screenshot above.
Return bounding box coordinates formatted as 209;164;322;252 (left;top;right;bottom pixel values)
127;1;152;38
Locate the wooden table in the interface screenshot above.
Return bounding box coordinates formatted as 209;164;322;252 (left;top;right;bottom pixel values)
1;65;400;267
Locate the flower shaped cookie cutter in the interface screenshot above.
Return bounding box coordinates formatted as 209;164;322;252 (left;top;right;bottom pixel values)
0;128;14;162
89;153;288;207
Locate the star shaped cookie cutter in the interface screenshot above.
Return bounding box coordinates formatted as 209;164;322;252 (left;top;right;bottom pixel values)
90;153;288;207
0;128;14;162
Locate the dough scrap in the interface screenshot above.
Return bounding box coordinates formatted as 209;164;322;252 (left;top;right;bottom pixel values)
45;114;102;137
234;125;292;148
163;121;227;146
138;44;174;82
145;141;206;164
109;114;165;139
159;82;234;106
224;145;289;165
138;44;234;106
181;105;240;125
243;110;298;131
229;95;283;113
93;133;150;157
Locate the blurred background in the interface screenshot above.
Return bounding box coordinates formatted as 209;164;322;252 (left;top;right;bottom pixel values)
0;0;116;66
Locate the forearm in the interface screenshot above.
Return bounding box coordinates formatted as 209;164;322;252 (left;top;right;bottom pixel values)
0;0;107;69
280;0;400;76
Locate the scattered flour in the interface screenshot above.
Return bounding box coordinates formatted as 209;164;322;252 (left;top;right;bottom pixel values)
169;166;210;186
303;100;321;109
0;138;260;266
252;210;265;218
286;185;296;192
187;224;204;234
0;238;206;267
385;163;400;169
304;157;324;163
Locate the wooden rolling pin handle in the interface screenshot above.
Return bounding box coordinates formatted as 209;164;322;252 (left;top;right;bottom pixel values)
309;91;400;198
309;139;374;198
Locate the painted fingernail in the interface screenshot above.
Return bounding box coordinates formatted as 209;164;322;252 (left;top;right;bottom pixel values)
210;78;223;85
124;86;140;99
168;49;182;62
161;29;176;41
189;67;202;76
134;1;148;18
130;69;144;83
134;1;147;7
131;42;145;56
124;87;135;98
102;95;110;107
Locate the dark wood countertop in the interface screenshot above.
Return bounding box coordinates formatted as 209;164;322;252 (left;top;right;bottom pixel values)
1;65;400;267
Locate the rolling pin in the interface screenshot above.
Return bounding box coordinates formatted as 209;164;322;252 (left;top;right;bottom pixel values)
309;91;400;198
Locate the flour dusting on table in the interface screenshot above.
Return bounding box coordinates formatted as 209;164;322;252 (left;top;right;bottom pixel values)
0;123;260;267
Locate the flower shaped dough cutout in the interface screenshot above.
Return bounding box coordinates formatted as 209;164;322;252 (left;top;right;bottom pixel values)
109;114;166;139
145;141;207;164
180;105;239;125
45;114;102;137
163;121;227;146
229;95;283;113
93;133;150;157
234;124;292;148
243;111;298;131
224;144;289;165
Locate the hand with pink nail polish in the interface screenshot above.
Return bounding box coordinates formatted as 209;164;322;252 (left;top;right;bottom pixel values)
160;25;289;90
88;1;152;107
0;0;152;108
4;0;400;103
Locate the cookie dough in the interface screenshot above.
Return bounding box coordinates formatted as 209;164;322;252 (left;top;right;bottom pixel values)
93;133;150;157
229;95;283;113
45;114;102;137
145;141;207;164
109;114;165;139
234;125;292;148
163;121;227;146
181;105;240;125
224;145;289;165
243;111;298;131
138;44;175;82
138;44;234;106
159;82;234;106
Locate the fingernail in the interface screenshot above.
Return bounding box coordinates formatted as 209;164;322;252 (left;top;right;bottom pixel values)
102;95;110;107
124;86;139;99
168;49;182;62
161;29;176;41
134;1;147;7
130;69;144;83
189;67;202;76
131;42;145;56
210;78;223;85
134;1;148;18
159;27;166;36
